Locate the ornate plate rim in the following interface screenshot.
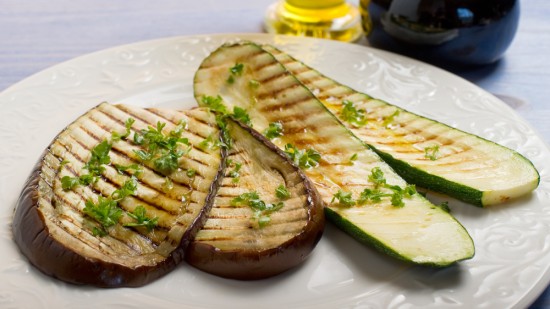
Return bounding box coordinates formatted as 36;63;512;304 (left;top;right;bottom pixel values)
1;33;549;309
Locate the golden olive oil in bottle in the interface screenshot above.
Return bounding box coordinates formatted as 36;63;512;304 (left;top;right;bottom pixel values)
265;0;365;42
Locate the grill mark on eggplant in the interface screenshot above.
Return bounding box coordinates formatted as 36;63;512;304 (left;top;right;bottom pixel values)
60;133;204;202
13;104;228;287
47;181;160;255
71;113;213;191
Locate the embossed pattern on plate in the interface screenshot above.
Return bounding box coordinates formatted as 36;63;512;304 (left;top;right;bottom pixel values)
0;34;549;309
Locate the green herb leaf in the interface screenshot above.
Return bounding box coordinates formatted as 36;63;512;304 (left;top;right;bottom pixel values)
202;95;228;114
232;106;252;127
349;153;358;163
162;177;174;192
368;167;386;188
248;79;260;89
111;118;135;142
186;168;196;178
231;191;283;228
331;190;355;207
284;144;321;169
230;63;244;75
227;63;244;84
424;144;440;161
61;176;81;191
83;196;123;235
115;163;143;176
383;110;400;127
111;177;138;201
132;120;191;174
263;122;283;140
357;188;390;204
390;191;406;207
341;100;367;127
83;140;112;176
275;184;291;200
228;160;242;183
124;205;159;232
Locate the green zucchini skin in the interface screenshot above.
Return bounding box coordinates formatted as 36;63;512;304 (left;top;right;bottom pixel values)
375;150;484;207
193;41;474;267
261;44;539;207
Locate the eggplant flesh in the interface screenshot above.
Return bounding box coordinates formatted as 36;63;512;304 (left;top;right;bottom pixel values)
12;103;224;287
186;118;324;280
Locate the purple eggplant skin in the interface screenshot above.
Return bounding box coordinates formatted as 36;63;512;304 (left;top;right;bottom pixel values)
12;150;226;288
185;118;325;280
11;104;227;288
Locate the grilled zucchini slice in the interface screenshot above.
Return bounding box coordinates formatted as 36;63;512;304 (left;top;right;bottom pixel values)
262;44;539;207
194;41;474;266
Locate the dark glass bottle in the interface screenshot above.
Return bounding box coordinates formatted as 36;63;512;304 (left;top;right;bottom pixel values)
361;0;520;68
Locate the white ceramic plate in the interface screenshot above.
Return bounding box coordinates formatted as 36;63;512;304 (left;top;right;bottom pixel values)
1;34;549;309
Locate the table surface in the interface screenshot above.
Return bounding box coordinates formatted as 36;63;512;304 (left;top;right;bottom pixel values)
2;0;549;307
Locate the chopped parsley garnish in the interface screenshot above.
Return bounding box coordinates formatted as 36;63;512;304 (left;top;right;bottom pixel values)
111;177;138;201
227;159;242;183
263;122;283;140
383;110;400;127
331;190;355;207
386;184;418;207
111;118;135;142
61;176;82;191
202;95;228;114
349;153;358;163
114;163;143;176
424;144;440;161
275;185;291;200
61;119;168;237
84;140;112;177
232;106;252;127
84;196;123;237
227;63;244;84
284;144;321;169
186;168;196;178
368;167;387;188
341;100;367;127
357;188;390;204
133;121;191;174
198;133;223;150
215;114;232;150
163;177;174;192
124;205;159;232
61;139;112;191
231;191;284;228
248;79;260;89
332;168;418;208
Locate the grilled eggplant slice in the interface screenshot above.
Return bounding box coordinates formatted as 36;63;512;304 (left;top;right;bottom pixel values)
12;103;224;287
261;44;539;207
186;117;324;280
194;41;474;266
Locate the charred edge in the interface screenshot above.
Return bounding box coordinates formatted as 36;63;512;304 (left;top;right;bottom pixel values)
177;130;228;259
13;150;178;287
185;112;325;280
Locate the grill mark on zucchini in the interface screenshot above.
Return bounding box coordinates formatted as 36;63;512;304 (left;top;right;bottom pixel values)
263;44;539;206
194;41;475;266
